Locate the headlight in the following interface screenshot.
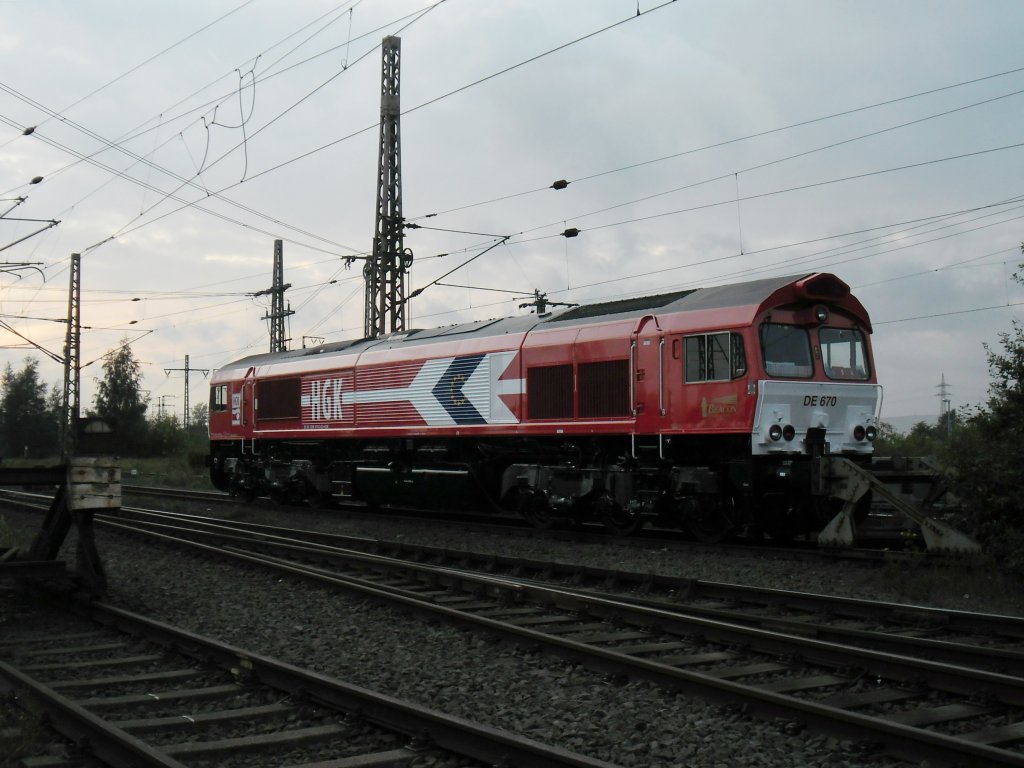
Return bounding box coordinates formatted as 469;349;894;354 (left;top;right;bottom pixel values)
769;424;783;441
865;425;877;442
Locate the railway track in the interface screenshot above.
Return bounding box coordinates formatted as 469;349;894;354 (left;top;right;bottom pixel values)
98;504;1024;669
119;485;969;567
68;505;1024;767
0;591;620;768
3;492;1016;672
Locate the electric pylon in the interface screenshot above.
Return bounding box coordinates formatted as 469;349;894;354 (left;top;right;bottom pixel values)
61;252;81;459
163;355;209;428
364;36;412;338
254;239;293;353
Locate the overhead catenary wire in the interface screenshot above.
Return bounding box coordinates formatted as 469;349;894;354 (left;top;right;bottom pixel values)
393;81;1024;298
9;0;663;337
855;245;1022;290
0;0;374;199
88;190;1022;339
6;150;1015;335
52;0;409;176
71;3;446;257
98;0;674;250
402;145;1024;300
408;64;1024;222
0;1;424;275
504;140;1024;246
0;96;365;259
398;187;1024;329
530;87;1024;238
0;0;261;157
542;200;1024;298
16;0;998;297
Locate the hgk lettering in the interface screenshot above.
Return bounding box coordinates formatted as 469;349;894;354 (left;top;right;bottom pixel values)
309;378;346;421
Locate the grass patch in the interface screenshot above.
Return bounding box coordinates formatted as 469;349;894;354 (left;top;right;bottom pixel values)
0;454;210;491
121;455;210;490
0;456;62;468
869;557;1024;615
0;694;54;761
0;516;19;549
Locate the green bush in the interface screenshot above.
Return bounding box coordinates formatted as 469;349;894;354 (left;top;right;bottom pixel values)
941;283;1024;577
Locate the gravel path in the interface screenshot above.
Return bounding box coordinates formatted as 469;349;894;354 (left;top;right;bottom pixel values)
6;501;1023;767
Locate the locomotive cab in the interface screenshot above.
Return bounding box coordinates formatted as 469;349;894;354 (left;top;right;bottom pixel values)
753;312;879;459
743;276;880;538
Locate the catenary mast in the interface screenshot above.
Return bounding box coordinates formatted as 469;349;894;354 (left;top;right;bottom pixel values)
255;239;293;353
364;36;412;339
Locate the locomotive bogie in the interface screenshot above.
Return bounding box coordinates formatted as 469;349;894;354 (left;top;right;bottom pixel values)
208;273;883;540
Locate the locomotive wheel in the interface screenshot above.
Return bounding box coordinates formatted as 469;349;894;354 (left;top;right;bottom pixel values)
514;487;555;530
527;493;556;529
307;491;330;510
686;497;735;543
525;499;555;530
596;494;642;536
765;519;798;543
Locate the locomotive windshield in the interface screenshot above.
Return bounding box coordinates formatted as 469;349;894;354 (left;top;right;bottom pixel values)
820;327;870;380
761;323;813;378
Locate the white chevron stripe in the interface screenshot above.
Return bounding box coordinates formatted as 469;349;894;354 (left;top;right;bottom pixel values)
341;352;524;426
488;350;522;424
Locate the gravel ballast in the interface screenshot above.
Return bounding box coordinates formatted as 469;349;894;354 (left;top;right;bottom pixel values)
7;501;1023;767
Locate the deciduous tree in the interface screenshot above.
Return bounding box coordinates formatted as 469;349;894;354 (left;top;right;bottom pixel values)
92;338;149;454
0;357;59;458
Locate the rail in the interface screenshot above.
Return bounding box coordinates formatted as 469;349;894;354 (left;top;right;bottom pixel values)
1;597;622;768
97;510;1024;767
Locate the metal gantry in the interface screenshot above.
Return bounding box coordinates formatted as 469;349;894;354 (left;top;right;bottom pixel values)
364;36;412;339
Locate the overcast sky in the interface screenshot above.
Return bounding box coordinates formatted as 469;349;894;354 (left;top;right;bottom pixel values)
2;0;1023;427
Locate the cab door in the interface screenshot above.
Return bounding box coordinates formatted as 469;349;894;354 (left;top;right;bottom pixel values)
631;315;666;436
662;334;686;431
677;331;748;434
239;367;256;438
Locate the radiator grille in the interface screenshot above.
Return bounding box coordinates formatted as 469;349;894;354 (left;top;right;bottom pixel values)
578;359;630;417
256;378;301;421
527;364;573;420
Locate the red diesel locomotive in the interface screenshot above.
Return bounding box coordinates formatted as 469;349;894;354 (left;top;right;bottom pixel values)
208;272;880;540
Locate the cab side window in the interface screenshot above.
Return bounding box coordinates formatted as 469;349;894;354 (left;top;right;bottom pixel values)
684;336;706;381
684;332;746;383
210;384;228;412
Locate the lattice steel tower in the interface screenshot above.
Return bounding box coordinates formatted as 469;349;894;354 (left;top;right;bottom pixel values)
364;36;412;338
258;239;293;353
163;354;209;429
61;252;81;459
